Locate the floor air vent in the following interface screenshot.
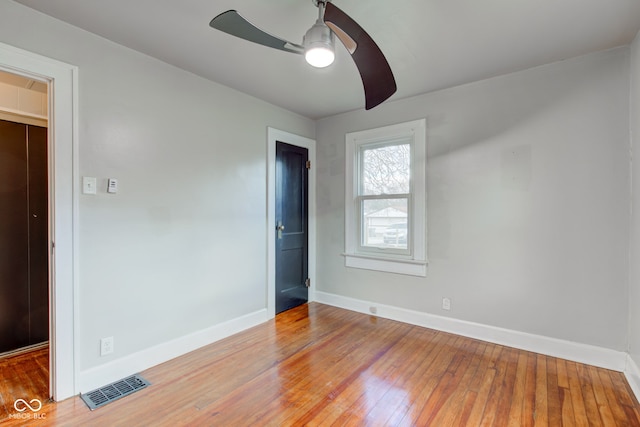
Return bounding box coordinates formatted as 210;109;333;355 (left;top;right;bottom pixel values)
80;374;151;410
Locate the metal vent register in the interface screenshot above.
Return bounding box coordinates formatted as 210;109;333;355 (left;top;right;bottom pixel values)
80;374;151;410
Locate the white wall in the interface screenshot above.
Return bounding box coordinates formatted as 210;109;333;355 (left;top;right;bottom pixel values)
316;47;630;351
0;0;314;383
629;32;640;367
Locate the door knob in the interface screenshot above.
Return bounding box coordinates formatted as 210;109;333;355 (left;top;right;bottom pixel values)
277;221;285;239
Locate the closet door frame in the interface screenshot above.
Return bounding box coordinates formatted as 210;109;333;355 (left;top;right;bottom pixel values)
0;42;78;401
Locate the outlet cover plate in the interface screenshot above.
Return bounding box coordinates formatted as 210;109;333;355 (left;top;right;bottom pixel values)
100;337;114;356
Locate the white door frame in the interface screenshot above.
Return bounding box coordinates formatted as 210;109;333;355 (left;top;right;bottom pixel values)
0;42;78;401
267;128;316;318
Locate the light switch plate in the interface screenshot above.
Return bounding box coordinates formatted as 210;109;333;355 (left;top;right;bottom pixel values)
82;177;97;194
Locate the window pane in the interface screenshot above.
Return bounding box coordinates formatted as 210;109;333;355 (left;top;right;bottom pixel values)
362;198;408;250
361;143;410;195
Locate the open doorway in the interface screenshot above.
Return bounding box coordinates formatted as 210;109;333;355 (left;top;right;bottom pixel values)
0;70;51;410
0;41;77;402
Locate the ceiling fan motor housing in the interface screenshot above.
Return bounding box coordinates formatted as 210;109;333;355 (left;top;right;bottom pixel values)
303;20;335;67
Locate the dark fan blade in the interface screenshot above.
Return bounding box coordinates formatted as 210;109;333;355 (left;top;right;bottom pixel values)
210;10;304;55
324;3;397;110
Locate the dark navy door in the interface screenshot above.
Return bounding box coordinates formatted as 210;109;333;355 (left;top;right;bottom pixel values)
275;142;309;314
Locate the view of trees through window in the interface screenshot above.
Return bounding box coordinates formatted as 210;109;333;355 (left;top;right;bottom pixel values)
359;143;410;250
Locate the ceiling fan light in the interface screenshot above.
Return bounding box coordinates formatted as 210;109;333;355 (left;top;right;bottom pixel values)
305;46;335;68
304;20;335;68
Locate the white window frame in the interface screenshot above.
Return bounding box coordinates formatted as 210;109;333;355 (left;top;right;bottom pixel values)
344;119;427;276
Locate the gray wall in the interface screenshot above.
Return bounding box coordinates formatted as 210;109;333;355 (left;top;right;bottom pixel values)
0;1;315;371
629;31;640;365
316;47;630;351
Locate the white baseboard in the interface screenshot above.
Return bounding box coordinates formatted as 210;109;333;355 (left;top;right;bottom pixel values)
77;296;640;403
78;309;269;393
315;291;627;372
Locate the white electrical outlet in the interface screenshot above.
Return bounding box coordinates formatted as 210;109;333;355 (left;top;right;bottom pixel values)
100;336;114;356
442;297;451;311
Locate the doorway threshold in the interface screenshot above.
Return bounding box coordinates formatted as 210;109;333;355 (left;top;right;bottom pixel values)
0;341;48;360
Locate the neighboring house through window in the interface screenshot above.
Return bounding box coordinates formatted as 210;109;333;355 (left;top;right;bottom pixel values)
344;118;427;276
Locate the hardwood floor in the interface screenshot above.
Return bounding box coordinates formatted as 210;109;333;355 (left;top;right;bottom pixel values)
0;346;49;421
1;303;639;426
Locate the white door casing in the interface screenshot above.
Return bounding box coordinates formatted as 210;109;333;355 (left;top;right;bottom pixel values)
0;42;78;401
267;128;316;318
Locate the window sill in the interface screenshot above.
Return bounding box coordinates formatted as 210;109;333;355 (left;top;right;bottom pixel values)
343;253;427;277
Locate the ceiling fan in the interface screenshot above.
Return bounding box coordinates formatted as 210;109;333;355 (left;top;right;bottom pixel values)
209;0;397;110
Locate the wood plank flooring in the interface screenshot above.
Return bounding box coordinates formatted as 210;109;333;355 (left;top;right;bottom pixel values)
1;303;639;426
0;346;49;421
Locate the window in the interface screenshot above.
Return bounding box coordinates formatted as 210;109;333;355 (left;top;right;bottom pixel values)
344;119;427;276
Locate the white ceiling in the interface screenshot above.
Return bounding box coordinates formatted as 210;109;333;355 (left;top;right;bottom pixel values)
13;0;640;119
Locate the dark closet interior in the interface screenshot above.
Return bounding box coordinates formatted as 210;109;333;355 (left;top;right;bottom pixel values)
0;119;49;355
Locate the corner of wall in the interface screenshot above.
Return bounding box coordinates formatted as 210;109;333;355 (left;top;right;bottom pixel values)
628;29;640;370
